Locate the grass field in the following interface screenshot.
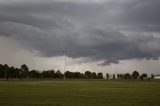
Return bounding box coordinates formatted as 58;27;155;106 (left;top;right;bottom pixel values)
0;80;160;106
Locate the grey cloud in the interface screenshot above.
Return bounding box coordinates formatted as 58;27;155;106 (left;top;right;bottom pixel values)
1;21;160;65
0;0;160;65
1;0;160;31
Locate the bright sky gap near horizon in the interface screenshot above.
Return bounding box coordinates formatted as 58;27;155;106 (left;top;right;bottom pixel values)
0;0;160;75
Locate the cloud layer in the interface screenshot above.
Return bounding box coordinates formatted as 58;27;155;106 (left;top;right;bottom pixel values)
0;0;160;65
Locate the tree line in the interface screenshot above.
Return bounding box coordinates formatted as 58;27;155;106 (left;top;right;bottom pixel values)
0;64;154;80
106;71;153;80
0;64;103;79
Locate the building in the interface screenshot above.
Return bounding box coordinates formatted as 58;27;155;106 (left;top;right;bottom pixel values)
154;75;160;79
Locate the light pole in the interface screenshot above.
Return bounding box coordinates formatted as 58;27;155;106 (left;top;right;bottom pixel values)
64;55;66;80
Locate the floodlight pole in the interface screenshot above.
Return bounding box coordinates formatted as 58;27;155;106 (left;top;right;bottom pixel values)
64;55;66;80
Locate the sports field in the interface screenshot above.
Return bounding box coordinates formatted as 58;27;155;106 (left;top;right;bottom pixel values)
0;80;160;106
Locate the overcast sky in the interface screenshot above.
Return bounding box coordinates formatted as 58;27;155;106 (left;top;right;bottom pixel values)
0;0;160;75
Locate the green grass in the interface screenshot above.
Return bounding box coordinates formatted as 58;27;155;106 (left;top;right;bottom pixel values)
0;80;160;106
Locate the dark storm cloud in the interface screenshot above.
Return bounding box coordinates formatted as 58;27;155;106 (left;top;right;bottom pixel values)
0;0;160;65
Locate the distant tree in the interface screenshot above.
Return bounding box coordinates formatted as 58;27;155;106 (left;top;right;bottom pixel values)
124;73;132;79
85;71;92;79
65;71;85;79
74;72;81;79
42;70;55;78
106;73;109;80
92;72;97;79
42;71;49;78
65;71;72;79
0;64;154;81
21;64;29;78
55;70;63;79
132;71;139;79
21;64;29;72
113;74;115;80
97;73;103;79
9;66;15;78
119;74;124;79
19;69;23;78
0;64;5;78
151;74;154;79
29;70;41;78
79;73;85;79
4;64;9;79
139;73;148;80
15;68;21;78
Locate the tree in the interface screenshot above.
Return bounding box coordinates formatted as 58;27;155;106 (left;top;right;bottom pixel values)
0;64;5;78
124;73;132;79
119;74;124;79
21;64;29;78
92;72;97;79
55;70;63;79
132;71;139;79
85;71;92;79
9;66;15;78
151;74;154;79
64;71;85;79
74;72;81;79
117;74;121;79
97;73;103;79
113;74;115;80
15;68;21;78
139;73;148;80
65;71;73;79
21;64;29;72
42;70;55;78
106;73;109;80
4;64;9;79
29;70;41;78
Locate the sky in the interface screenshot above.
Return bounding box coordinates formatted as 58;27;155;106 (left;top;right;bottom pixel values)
0;0;160;75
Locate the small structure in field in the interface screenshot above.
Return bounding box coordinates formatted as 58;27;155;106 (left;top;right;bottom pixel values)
154;75;160;79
